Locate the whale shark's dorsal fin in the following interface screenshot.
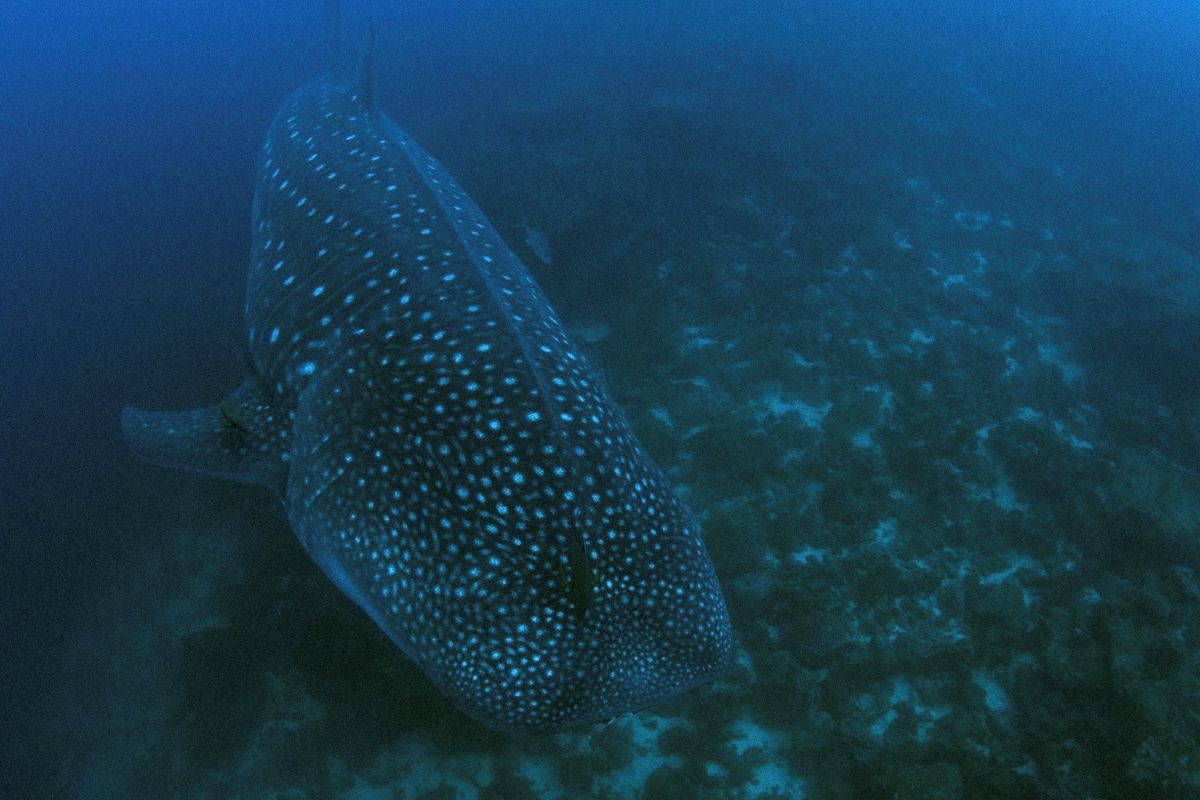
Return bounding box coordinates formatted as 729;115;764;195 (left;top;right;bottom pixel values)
354;18;377;111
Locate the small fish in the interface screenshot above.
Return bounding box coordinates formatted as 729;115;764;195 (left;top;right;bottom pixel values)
562;511;594;619
217;399;250;434
522;223;553;265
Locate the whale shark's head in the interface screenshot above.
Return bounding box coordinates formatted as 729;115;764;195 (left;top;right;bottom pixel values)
288;352;733;732
426;481;733;732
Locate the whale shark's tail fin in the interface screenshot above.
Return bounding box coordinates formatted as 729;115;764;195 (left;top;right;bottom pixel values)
324;0;345;79
355;18;377;111
326;0;376;111
121;376;290;492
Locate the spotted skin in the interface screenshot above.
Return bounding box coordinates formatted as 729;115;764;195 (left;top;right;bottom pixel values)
123;77;732;732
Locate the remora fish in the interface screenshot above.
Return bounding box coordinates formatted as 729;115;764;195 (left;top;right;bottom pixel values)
522;223;553;266
121;11;731;732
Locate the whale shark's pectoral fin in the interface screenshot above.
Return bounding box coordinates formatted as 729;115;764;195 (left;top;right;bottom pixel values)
121;376;290;491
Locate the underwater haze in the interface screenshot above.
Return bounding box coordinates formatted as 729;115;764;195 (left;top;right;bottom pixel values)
2;0;1199;797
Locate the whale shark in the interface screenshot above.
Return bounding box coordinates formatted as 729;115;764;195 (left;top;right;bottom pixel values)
122;14;731;732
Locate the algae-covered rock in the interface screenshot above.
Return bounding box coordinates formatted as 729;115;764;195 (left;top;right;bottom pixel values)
1128;728;1200;796
686;421;784;491
966;575;1028;643
480;765;537;800
641;766;701;800
1109;449;1200;567
884;759;965;800
415;787;459;800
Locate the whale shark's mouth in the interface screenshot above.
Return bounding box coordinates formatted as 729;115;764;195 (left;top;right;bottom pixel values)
468;633;731;735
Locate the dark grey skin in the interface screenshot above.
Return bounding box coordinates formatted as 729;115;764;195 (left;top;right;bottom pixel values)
123;51;731;733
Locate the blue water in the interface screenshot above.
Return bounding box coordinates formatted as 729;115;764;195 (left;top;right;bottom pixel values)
2;1;1198;797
